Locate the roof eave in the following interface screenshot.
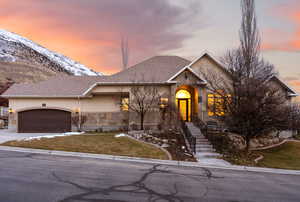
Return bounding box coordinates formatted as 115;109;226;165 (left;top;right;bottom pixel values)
288;93;298;97
1;95;89;99
272;75;298;95
82;81;174;96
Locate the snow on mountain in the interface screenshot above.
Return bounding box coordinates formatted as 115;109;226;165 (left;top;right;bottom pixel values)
0;29;102;76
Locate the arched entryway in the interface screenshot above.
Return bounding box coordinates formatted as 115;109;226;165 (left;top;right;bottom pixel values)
176;89;192;122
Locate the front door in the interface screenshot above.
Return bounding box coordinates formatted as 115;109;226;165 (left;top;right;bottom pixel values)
178;99;189;121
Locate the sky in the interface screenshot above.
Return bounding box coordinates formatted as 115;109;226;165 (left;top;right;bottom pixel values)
0;0;299;96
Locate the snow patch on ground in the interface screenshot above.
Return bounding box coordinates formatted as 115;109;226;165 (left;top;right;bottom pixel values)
22;132;85;141
115;133;128;138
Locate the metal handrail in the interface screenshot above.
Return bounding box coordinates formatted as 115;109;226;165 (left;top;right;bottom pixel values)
181;120;196;154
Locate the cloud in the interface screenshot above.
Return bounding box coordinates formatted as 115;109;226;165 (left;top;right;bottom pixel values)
0;0;203;74
262;1;300;52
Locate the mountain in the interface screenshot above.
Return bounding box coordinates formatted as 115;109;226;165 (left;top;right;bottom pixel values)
0;29;102;80
0;61;63;84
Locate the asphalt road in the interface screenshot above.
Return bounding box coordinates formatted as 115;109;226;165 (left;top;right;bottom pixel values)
0;150;300;202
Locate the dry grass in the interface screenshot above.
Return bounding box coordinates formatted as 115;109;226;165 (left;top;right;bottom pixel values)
256;142;300;170
223;141;300;170
1;133;169;160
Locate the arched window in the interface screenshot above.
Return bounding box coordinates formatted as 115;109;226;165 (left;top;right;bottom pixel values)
176;90;191;99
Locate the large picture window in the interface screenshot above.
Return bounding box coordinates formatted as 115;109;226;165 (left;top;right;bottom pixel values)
207;93;229;116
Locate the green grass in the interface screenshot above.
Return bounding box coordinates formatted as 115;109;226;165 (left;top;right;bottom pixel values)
256;142;300;170
1;133;169;160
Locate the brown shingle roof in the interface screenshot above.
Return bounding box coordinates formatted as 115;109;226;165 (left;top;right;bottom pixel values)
111;56;191;82
2;56;191;97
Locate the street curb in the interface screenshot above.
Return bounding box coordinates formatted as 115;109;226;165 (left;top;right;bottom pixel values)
1;146;300;176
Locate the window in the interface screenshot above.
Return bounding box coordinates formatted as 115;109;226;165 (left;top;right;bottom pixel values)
207;93;229;116
121;97;129;111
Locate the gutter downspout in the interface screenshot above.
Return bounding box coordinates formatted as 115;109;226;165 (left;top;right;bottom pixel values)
78;96;81;131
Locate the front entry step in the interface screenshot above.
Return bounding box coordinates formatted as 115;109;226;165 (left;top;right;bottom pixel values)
195;152;222;158
183;122;230;166
196;148;216;152
196;144;213;149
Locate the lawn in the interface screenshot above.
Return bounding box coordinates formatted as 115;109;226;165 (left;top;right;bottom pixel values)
1;133;169;160
255;142;300;170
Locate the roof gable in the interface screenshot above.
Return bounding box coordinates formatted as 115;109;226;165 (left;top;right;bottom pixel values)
111;56;191;83
167;66;206;84
270;76;298;96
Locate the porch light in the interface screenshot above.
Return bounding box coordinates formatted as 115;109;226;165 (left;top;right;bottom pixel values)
8;108;14;114
74;108;80;114
159;98;168;109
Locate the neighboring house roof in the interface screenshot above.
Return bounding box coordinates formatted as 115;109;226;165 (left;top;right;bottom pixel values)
270;76;298;97
2;53;298;98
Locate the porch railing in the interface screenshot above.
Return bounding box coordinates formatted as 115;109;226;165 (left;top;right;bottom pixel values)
181;120;196;154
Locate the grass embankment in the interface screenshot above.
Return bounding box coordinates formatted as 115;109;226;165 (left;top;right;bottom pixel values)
256;142;300;170
1;133;169;160
223;141;300;170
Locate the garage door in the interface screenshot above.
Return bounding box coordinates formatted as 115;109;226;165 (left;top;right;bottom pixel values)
18;109;71;133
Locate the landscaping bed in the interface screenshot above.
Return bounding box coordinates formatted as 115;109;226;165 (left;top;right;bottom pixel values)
127;130;196;162
149;130;196;162
1;133;169;160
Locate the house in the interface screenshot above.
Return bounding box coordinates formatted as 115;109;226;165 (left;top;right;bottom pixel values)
0;79;14;128
2;52;298;133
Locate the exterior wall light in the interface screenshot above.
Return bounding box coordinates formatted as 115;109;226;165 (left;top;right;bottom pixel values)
8;108;14;114
159;98;168;109
74;108;80;114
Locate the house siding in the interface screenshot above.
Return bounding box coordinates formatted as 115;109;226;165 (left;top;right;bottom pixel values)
8;85;172;132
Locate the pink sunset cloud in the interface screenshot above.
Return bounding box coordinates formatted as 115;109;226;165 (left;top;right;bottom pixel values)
262;2;300;52
0;0;202;74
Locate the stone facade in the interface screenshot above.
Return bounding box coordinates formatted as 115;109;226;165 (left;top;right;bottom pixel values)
80;111;129;132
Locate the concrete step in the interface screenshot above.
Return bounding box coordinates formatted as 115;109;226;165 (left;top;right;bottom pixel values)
195;135;206;139
196;144;213;149
196;139;209;143
195;136;207;140
196;142;211;147
196;148;216;152
195;152;221;158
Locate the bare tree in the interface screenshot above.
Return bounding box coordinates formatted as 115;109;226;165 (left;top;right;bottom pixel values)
121;36;129;70
200;0;290;151
71;114;87;132
121;84;160;130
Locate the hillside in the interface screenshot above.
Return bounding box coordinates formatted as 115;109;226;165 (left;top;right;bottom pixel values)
0;29;102;78
0;61;65;84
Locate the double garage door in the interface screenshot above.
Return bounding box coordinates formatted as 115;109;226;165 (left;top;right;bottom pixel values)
18;109;71;133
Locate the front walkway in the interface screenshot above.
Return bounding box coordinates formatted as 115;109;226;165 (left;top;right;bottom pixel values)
0;129;61;144
185;123;231;166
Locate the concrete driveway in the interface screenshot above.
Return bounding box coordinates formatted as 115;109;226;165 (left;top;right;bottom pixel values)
0;129;61;144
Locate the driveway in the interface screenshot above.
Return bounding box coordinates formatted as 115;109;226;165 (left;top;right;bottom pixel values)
0;129;61;144
0;149;300;202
